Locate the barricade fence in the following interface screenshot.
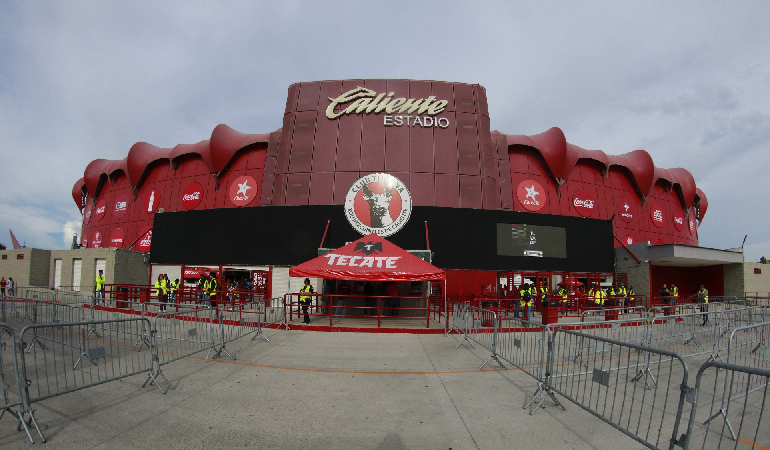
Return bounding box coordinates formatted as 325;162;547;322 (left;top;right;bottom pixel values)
0;323;43;443
546;329;690;450
680;361;769;450
452;306;769;449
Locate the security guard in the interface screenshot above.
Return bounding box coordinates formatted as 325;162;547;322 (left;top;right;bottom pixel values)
95;270;106;305
558;285;569;315
299;278;314;324
697;284;709;325
170;278;180;304
155;275;166;313
197;274;207;303
594;286;606;309
540;283;550;307
519;285;531;321
208;272;218;308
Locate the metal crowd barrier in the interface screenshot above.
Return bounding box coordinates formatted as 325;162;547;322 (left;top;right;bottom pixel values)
463;305;502;369
145;308;217;393
701;321;770;441
679;361;769;449
20;318;154;405
0;323;44;443
546;329;690;450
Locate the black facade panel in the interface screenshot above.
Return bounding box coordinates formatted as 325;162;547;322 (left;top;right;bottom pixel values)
151;206;614;272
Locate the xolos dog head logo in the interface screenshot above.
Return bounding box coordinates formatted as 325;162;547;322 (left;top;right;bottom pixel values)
345;174;411;237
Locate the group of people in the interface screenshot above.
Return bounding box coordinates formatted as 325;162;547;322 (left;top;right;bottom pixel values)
512;282;637;320
155;274;180;312
0;276;15;298
195;272;219;308
660;283;710;325
299;279;403;324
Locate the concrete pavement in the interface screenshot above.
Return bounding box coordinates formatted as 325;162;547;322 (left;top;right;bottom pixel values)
0;329;644;449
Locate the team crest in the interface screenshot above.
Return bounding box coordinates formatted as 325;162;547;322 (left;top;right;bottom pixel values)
344;173;412;237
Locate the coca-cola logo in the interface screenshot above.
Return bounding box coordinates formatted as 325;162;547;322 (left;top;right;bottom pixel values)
137;226;152;252
95;198;107;221
622;235;634;246
650;203;664;228
181;182;204;210
144;189;160;214
84;203;92;224
673;209;685;232
115;202;126;210
572;189;596;217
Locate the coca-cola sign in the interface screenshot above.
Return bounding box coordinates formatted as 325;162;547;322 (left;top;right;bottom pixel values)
572;189;596;217
110;228;124;249
114;193;129;219
95;198;107;221
84;203;92;225
689;217;696;235
650;203;664;228
621;235;634;246
143;188;160;214
617;197;635;223
81;232;88;247
181;182;204;210
137;226;152;252
673;209;685;232
516;180;546;212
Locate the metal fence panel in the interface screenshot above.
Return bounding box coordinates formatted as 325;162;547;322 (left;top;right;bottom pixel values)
547;329;690;450
497;315;547;382
0;323;45;443
20;318;153;405
648;311;719;360
680;361;769;450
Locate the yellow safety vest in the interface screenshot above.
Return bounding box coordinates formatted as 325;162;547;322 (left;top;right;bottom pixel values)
594;290;606;305
300;284;313;303
698;289;708;303
161;279;168;294
170;281;179;293
95;275;105;290
671;287;678;297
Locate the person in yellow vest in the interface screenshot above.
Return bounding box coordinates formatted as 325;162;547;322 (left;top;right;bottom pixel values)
540;283;550;309
170;278;180;305
594;286;606;309
207;272;218;308
558;285;569;315
617;283;627;313
154;275;166;313
299;278;314;324
95;270;106;305
697;284;709;326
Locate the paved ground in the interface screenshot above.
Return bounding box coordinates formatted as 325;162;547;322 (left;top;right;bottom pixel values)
0;329;645;450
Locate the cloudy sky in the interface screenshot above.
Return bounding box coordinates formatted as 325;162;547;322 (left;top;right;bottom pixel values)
1;1;769;261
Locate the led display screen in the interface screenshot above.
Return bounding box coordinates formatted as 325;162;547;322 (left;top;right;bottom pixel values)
496;223;567;258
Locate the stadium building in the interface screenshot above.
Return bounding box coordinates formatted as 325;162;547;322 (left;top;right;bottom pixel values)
63;79;753;302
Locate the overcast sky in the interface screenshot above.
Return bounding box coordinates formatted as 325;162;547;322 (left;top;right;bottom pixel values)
1;1;769;261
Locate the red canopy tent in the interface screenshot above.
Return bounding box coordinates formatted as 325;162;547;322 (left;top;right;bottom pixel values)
289;233;445;281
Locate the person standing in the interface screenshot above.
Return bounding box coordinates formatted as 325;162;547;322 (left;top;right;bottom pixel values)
697;285;709;326
0;277;5;298
519;284;533;321
660;284;671;315
197;274;207;304
155;275;166;313
208;272;218;308
299;278;314;324
170;278;180;305
7;277;14;297
386;281;400;317
94;270;106;303
337;280;350;317
670;283;679;312
558;285;569;316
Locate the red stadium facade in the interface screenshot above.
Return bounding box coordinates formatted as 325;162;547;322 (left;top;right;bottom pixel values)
73;79;706;254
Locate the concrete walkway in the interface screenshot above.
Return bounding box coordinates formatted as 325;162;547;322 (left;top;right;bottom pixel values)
0;330;644;449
